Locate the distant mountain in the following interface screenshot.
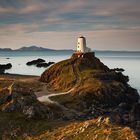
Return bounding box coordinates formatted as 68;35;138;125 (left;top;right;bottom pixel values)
94;50;140;53
0;46;139;53
17;46;54;51
0;46;74;52
0;48;12;51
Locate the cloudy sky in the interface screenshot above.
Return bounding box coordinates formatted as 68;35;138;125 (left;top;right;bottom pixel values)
0;0;140;50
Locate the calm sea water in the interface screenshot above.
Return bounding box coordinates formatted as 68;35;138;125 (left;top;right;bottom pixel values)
0;51;140;93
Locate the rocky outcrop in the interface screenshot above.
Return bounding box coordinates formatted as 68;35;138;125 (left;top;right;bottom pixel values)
0;63;12;74
0;52;139;139
0;85;54;119
40;52;140;138
71;52;109;71
0;63;12;70
26;58;45;65
40;52;139;107
40;52;109;91
26;58;54;68
36;62;55;68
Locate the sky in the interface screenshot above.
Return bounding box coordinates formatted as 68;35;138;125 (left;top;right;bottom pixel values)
0;0;140;51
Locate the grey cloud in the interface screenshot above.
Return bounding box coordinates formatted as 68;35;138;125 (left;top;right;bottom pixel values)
0;0;140;50
0;0;140;34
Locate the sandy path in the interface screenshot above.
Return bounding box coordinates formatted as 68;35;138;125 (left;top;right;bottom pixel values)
37;88;74;103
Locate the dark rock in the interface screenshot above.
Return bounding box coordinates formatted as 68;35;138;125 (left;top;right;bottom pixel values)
0;63;12;74
26;58;45;66
118;102;131;111
71;52;109;71
0;86;53;119
36;63;49;68
90;71;129;84
0;68;5;74
0;63;12;70
36;62;55;68
1;87;37;112
23;104;52;119
48;61;55;65
130;103;140;122
110;68;125;72
116;72;129;84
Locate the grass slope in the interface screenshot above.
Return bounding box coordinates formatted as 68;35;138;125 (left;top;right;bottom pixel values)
0;112;136;140
41;53;138;110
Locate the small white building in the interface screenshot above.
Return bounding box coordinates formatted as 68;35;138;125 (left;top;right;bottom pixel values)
76;36;91;53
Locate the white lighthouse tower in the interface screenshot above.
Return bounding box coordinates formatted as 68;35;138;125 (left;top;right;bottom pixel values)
76;36;91;53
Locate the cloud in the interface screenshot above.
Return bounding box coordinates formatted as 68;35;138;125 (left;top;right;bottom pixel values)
0;7;14;13
0;29;140;51
0;0;140;50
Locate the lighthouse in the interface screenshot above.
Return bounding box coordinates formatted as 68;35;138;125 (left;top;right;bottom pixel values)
76;36;91;53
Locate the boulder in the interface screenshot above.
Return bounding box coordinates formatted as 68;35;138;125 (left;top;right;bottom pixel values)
23;104;52;119
26;58;45;66
36;63;49;68
0;63;12;70
0;63;12;74
36;62;54;68
48;61;55;65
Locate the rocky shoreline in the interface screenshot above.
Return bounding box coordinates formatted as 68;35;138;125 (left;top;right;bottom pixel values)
41;52;140;138
0;52;140;139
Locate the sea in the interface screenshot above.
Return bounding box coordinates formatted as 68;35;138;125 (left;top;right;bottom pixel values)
0;50;140;94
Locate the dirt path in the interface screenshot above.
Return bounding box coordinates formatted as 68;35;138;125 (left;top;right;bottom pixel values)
37;87;82;116
37;88;74;103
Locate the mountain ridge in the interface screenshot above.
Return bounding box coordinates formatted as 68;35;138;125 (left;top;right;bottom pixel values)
0;46;140;53
17;46;53;51
0;46;73;51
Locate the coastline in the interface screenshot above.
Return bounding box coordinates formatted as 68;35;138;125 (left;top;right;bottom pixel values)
0;73;52;98
0;59;140;139
0;73;39;81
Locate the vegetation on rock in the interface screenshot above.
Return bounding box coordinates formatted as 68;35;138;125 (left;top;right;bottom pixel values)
40;52;140;138
40;52;139;108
